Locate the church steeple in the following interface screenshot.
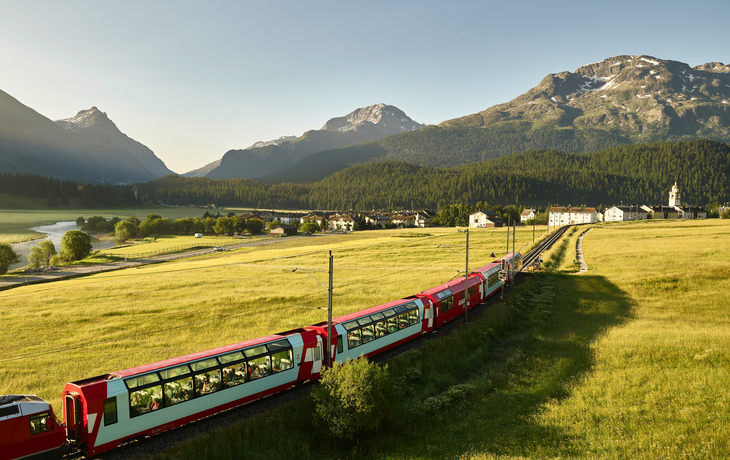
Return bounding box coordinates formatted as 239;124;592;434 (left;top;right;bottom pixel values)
669;182;681;207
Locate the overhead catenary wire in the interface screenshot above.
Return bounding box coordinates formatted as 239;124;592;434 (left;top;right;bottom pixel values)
2;229;512;362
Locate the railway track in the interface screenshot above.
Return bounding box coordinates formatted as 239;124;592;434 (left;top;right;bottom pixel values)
521;224;574;271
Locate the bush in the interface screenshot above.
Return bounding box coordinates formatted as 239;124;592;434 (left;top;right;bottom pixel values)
312;357;396;440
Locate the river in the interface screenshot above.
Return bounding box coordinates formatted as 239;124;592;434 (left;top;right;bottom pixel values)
9;221;118;271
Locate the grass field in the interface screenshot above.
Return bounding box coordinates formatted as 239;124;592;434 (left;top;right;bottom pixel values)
141;219;730;460
0;226;539;416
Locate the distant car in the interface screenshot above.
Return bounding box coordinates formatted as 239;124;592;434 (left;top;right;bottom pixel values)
213;246;223;251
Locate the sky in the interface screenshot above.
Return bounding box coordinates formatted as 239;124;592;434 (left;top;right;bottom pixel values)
1;0;728;174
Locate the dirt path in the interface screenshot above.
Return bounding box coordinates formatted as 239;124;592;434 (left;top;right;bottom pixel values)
575;228;590;273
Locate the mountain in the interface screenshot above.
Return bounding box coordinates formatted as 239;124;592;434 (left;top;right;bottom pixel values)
0;89;161;183
55;107;175;177
441;55;730;139
182;159;222;177
263;55;730;183
247;135;297;149
203;103;425;179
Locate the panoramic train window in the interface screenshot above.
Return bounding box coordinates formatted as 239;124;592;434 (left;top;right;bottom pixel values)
159;365;191;380
374;319;387;338
361;323;375;344
29;412;53;435
130;385;163;417
272;349;293;373
222;362;247;388
194;359;222;397
103;397;117;426
408;309;420;325
398;313;409;329
248;356;271;380
125;373;160;390
387;315;399;333
219;352;244;364
164;375;193;406
347;328;362;348
244;345;268;358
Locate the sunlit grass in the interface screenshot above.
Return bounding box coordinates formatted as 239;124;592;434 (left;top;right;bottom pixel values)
0;226;536;414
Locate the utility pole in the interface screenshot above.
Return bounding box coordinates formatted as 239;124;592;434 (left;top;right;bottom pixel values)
512;222;516;292
327;250;333;368
464;229;469;325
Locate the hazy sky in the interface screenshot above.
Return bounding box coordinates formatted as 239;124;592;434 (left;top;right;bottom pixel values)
1;0;728;173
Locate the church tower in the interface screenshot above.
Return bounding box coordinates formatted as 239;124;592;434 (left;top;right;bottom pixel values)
669;182;681;207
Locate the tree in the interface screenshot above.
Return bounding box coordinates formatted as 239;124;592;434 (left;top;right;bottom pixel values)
46;190;58;208
60;230;92;261
76;216;85;226
301;221;319;233
0;243;21;274
115;221;138;241
126;216;141;226
246;218;263;235
312;357;396;440
28;247;43;269
37;240;56;267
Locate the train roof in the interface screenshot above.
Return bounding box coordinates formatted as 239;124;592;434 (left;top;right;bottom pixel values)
108;331;301;380
333;297;422;324
419;272;482;297
0;395;51;421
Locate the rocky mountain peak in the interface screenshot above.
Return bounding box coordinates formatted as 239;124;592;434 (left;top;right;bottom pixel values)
57;106;113;131
320;103;424;133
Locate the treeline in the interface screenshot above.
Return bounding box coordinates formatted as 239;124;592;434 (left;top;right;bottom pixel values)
137;140;730;210
0;172;141;207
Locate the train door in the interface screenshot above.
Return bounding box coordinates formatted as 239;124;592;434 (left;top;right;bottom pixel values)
65;394;82;444
311;337;323;374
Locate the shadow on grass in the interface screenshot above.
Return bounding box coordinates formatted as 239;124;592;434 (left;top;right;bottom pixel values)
380;274;634;459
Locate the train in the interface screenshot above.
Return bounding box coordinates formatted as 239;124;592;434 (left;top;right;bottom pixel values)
1;252;522;460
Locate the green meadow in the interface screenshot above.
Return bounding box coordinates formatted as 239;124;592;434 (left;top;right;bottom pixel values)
144;219;730;460
0;226;537;416
0;205;210;244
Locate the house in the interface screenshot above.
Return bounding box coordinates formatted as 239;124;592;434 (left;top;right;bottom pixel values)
604;206;648;222
548;207;600;226
413;210;434;228
468;210;505;228
520;209;537;223
328;215;355;231
390;213;416;227
675;205;707;220
269;224;298;236
641;205;679;220
365;213;391;228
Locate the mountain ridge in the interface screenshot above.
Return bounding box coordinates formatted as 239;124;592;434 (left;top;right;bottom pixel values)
203;103;424;180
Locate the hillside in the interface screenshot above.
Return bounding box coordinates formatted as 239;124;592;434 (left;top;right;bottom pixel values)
140;139;730;210
265;55;730;183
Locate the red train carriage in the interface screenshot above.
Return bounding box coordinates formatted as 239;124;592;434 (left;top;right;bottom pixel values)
1;395;67;460
61;328;323;457
417;272;485;329
307;296;433;364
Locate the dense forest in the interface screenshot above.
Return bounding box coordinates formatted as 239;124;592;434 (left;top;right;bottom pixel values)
137;140;730;210
0;172;139;208
3;140;728;211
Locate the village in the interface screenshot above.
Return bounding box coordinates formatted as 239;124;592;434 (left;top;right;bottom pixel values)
231;182;708;237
